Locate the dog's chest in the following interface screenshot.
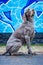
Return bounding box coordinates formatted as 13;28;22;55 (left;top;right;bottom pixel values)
14;21;34;38
24;22;34;35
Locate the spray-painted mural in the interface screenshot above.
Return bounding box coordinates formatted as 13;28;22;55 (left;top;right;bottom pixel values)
0;0;43;33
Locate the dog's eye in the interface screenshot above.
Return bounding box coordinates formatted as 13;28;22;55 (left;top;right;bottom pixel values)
31;14;34;17
32;9;34;11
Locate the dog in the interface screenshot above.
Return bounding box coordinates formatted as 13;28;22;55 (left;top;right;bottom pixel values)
1;8;35;56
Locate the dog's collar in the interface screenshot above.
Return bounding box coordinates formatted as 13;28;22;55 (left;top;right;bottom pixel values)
26;21;29;23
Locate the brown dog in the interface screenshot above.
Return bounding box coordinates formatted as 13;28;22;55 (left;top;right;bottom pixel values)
1;9;35;55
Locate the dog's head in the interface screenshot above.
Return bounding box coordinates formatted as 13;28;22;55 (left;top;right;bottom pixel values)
25;9;35;21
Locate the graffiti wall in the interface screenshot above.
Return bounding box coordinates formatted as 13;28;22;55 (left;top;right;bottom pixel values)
0;0;43;33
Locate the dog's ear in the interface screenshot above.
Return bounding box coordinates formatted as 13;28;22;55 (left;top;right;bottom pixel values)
32;9;35;13
31;9;35;17
25;9;30;21
25;12;29;21
25;9;30;16
22;14;27;22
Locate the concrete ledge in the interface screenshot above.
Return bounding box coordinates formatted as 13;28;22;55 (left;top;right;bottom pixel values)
0;46;43;54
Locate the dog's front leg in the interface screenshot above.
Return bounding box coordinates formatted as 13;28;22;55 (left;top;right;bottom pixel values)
25;35;32;54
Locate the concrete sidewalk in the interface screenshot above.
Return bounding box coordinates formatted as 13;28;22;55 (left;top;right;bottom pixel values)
0;54;43;65
0;45;43;65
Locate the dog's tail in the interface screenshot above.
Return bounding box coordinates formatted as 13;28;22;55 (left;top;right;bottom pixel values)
0;46;13;56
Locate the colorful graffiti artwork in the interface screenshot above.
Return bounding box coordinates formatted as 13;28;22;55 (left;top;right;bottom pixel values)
0;0;43;33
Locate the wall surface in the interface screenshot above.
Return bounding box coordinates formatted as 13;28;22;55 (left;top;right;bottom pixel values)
0;0;43;43
0;0;43;33
0;33;43;44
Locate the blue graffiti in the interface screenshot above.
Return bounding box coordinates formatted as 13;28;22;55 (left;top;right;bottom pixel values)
0;0;43;33
0;0;28;32
0;0;9;5
21;0;43;16
4;11;12;21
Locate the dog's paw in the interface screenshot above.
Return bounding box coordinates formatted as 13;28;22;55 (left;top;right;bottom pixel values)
28;51;37;55
11;52;25;56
